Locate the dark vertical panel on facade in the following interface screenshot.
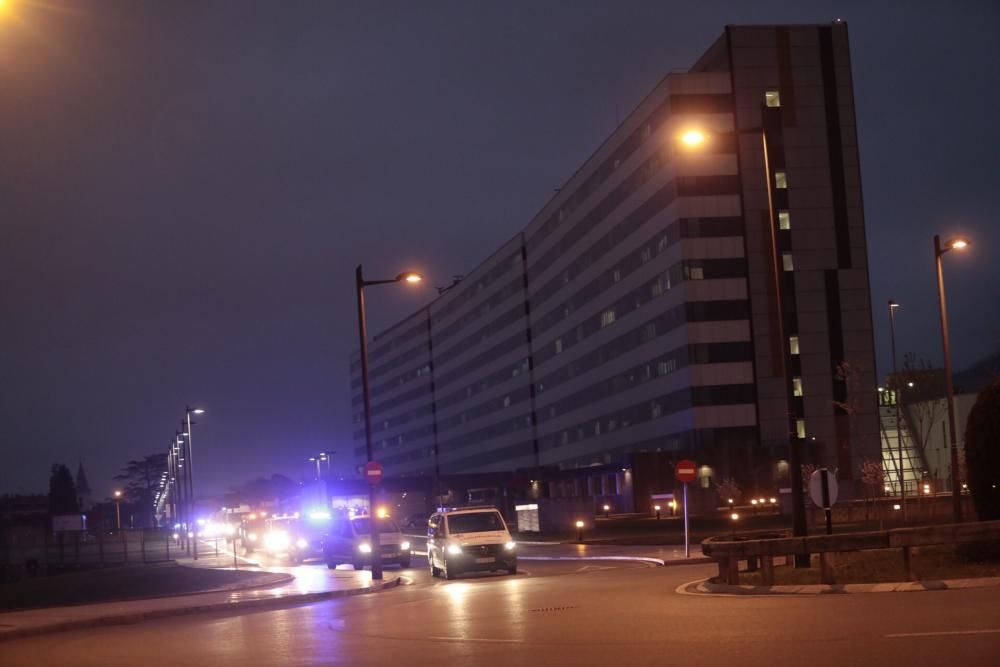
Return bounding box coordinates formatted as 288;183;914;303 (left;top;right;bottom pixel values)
520;233;541;471
819;27;852;269
425;308;440;478
775;27;797;126
824;269;846;409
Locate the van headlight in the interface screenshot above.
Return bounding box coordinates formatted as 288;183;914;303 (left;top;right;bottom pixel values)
358;543;372;554
264;530;290;552
401;541;410;552
447;543;462;555
296;538;308;549
504;540;516;551
248;532;258;542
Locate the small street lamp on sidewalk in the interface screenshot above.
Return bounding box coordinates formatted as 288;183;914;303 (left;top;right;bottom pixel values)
113;490;123;530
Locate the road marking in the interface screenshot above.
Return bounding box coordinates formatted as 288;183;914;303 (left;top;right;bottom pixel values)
426;635;523;644
886;629;1000;638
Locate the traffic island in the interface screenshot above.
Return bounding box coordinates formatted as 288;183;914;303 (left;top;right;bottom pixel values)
0;562;290;611
0;572;401;642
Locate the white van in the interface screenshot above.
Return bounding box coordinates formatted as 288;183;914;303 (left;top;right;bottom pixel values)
323;515;411;570
427;508;517;580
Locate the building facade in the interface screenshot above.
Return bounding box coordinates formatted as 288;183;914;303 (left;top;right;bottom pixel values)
350;23;880;497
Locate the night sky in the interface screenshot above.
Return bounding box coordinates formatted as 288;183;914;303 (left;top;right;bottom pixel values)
2;1;998;499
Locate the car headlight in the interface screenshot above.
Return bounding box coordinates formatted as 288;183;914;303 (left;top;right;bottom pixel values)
447;543;462;555
248;532;258;542
504;540;516;551
296;538;308;549
264;530;290;552
225;524;236;536
358;543;372;554
401;541;410;552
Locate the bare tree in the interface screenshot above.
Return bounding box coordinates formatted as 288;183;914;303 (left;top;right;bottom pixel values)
859;459;886;524
715;477;741;507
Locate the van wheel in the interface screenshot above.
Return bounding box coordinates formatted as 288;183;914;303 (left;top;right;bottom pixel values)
507;563;517;575
399;555;411;569
326;561;338;570
444;558;459;580
430;559;441;578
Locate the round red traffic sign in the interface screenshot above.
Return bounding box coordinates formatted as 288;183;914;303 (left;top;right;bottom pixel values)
675;459;697;483
364;461;383;485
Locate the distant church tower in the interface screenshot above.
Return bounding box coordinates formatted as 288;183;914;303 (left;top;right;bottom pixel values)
75;461;93;511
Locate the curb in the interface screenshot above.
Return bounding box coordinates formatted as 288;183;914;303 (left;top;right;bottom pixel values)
520;555;667;566
691;575;1000;596
0;577;401;643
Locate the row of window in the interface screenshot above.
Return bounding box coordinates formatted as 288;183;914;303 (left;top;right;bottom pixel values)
537;383;756;452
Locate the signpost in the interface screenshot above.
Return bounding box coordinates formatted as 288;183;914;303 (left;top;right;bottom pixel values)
675;460;697;558
364;461;383;485
809;468;839;535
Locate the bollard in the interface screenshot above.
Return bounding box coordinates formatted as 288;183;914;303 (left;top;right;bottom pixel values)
820;552;836;584
233;539;238;569
760;556;775;585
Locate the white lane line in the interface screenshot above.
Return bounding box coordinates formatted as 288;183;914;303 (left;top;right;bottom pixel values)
426;636;524;644
886;629;1000;638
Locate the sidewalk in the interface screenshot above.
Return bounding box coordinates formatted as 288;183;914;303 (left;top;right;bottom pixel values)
0;567;400;642
687;575;1000;596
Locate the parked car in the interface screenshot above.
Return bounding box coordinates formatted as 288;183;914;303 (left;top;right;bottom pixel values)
323;515;410;570
426;507;516;580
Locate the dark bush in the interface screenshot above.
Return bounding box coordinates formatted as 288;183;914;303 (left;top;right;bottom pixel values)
964;380;1000;521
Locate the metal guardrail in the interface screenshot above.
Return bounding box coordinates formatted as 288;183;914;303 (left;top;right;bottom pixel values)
701;519;1000;585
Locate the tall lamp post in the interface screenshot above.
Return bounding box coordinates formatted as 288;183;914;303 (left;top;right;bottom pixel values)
355;265;423;580
934;235;969;523
182;407;205;559
308;456;322;480
888;300;907;521
113;490;123;530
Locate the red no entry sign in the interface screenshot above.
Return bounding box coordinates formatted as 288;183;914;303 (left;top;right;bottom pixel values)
675;459;697;483
364;461;383;485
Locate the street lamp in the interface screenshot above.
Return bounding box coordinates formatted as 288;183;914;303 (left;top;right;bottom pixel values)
575;519;585;543
888;300;907;521
113;490;123;530
308;457;321;480
182;406;206;559
679;123;807;556
355;264;423;580
934;234;970;522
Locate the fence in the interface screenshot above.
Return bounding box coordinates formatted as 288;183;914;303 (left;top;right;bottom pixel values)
701;519;1000;585
0;528;186;580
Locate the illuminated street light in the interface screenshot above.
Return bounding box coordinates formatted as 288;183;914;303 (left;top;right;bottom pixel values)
602;503;610;518
654;504;661;521
934;234;970;522
113;490;123;530
575;519;585;543
679;129;707;147
355;264;424;581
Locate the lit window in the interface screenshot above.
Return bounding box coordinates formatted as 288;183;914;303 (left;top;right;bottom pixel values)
689;266;704;280
789;336;800;355
796;419;806;439
651;401;662;418
613;269;621;283
782;252;794;272
778;210;791;230
793;377;803;397
658;359;676;376
641;247;652;263
651;278;664;297
775;170;788;189
503;395;511;408
765;90;781;107
554;338;563;354
600;309;616;327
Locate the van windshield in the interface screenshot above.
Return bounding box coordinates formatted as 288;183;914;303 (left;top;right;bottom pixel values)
448;512;504;533
352;517;400;534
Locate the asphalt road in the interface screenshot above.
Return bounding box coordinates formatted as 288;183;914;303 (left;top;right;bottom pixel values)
4;558;999;666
